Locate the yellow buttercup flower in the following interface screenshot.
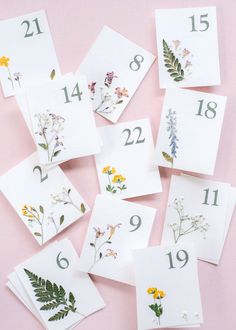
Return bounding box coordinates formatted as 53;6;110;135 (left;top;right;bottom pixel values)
112;174;126;183
147;287;157;294
0;56;10;67
153;290;166;299
102;166;116;174
102;166;110;174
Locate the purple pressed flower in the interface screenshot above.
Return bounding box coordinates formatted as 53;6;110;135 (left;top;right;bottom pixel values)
104;72;117;86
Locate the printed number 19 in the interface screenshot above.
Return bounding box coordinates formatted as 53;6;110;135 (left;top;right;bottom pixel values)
166;250;189;269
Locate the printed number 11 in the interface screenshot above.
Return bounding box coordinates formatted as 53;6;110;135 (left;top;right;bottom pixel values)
202;188;219;206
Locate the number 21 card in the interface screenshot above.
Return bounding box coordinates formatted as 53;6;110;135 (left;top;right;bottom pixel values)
77;26;156;123
133;244;203;329
155;7;220;88
0;10;60;97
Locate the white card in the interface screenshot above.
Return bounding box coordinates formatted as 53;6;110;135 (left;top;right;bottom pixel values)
78;194;156;285
0;10;60;97
77;26;155;123
0;153;89;245
133;244;203;329
27;74;101;165
154;88;226;175
162;174;236;264
13;239;105;329
155;6;220;88
95;118;162;199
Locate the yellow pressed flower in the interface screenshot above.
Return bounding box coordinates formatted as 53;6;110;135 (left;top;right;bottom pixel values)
102;166;111;174
111;167;116;174
0;56;10;67
147;287;157;294
112;174;126;183
153;290;166;299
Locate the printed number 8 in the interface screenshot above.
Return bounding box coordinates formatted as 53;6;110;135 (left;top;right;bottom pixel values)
129;55;144;71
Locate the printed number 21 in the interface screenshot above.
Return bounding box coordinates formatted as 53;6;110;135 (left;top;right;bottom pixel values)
21;18;43;38
189;14;209;32
202;188;219;206
62;83;83;104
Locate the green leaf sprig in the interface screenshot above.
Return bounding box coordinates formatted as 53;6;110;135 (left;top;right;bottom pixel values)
163;39;184;82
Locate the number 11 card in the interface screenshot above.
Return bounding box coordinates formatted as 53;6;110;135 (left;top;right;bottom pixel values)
155;7;220;88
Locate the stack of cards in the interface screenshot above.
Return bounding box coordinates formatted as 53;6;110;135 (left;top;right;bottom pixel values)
78;194;156;285
7;239;105;329
95;118;162;199
161;174;236;264
133;244;203;329
0;153;89;245
77;26;156;123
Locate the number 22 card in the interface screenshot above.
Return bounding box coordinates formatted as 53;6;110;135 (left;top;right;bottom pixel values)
77;26;156;123
155;7;220;88
95;118;162;199
133;244;203;329
0;10;60;97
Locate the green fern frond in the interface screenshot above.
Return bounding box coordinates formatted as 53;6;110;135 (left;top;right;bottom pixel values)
163;39;184;82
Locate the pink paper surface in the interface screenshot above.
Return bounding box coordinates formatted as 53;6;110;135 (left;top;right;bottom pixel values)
0;0;236;329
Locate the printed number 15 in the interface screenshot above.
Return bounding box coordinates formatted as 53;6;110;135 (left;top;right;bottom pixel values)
189;14;209;32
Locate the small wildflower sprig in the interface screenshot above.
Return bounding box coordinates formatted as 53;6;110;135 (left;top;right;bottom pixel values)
88;223;122;271
163;40;193;82
162;108;178;167
34;111;65;163
24;269;85;322
22;205;45;244
47;213;65;234
102;166;127;194
88;71;129;114
168;197;210;244
0;56;22;90
147;287;166;326
51;187;86;214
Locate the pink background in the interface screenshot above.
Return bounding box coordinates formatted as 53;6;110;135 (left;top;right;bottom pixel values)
0;0;236;329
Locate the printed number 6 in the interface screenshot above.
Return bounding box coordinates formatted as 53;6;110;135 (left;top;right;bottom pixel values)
122;126;145;146
33;166;48;183
129;215;142;232
129;55;144;71
56;252;69;269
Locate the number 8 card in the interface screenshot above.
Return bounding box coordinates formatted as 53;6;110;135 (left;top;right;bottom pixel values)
0;10;60;97
155;7;220;88
77;26;156;123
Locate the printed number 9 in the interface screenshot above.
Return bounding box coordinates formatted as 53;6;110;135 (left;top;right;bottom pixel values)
56;252;69;269
166;249;189;269
129;215;142;232
129;55;144;71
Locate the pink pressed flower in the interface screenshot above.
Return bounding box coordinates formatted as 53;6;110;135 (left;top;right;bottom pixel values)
184;60;192;69
104;72;117;86
115;87;129;99
88;82;96;94
105;248;117;259
182;48;190;58
173;40;180;50
107;223;122;239
93;227;105;238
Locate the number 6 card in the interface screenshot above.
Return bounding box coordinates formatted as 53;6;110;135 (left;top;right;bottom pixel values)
0;10;60;97
133;244;203;329
155;7;220;88
77;26;156;123
154;88;226;175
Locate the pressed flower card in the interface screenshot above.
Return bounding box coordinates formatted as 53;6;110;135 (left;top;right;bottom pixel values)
154;88;226;175
162;174;236;264
77;25;156;123
155;7;220;88
133;244;203;329
26;74;101;165
78;194;156;285
95;118;162;199
0;153;89;245
0;10;60;97
8;239;105;329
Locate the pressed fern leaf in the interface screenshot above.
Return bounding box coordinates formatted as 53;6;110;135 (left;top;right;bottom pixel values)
162;39;184;82
24;268;78;322
162;151;173;165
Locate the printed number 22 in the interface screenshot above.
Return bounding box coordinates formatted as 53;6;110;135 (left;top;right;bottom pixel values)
189;14;209;32
122;127;145;146
62;83;83;104
166;250;189;269
129;55;144;71
21;18;43;38
33;166;48;183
